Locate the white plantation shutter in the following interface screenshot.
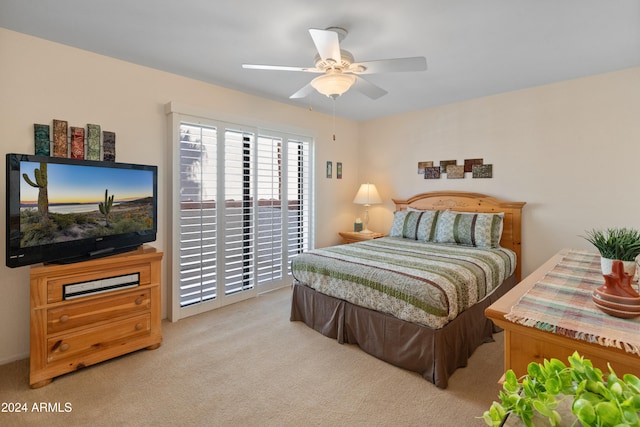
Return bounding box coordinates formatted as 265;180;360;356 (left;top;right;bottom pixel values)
223;130;255;295
256;135;284;285
171;115;313;319
178;124;218;307
286;139;311;274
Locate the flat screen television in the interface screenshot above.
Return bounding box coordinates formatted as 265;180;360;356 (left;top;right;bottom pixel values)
6;153;158;268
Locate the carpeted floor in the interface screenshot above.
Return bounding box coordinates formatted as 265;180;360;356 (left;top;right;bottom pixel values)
0;286;504;426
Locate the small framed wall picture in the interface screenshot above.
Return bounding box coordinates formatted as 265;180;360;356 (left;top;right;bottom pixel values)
336;162;342;179
424;166;441;179
446;165;465;179
52;119;68;158
439;160;457;173
326;161;332;178
472;164;493;178
464;158;483;173
417;161;433;174
34;124;50;156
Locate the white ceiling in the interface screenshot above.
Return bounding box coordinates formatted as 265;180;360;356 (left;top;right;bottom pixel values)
1;0;639;122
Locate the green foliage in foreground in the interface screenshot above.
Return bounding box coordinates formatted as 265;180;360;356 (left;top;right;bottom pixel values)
482;352;640;427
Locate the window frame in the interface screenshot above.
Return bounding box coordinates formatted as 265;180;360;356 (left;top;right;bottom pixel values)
166;105;314;321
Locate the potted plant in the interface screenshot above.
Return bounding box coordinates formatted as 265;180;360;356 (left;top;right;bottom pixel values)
481;352;640;427
583;228;640;277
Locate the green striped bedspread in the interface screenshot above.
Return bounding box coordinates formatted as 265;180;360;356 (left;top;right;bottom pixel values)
291;237;516;329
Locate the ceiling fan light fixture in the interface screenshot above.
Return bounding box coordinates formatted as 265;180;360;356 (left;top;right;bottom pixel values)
310;72;356;98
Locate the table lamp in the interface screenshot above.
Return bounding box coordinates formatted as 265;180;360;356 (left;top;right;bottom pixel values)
353;183;382;234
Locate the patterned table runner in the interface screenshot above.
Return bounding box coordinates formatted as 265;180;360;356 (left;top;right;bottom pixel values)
505;249;640;355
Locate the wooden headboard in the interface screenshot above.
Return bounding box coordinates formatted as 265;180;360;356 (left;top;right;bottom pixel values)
393;191;526;281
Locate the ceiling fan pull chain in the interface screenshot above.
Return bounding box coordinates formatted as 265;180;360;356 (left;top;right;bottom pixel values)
332;97;336;141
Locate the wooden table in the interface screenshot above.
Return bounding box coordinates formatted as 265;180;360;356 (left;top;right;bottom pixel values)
485;248;640;378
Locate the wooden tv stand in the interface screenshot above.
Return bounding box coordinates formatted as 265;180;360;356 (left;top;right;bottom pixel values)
29;246;163;388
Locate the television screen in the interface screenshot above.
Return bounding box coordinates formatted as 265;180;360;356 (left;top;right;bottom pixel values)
6;154;157;267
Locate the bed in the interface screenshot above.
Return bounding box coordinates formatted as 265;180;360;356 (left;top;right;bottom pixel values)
290;191;525;388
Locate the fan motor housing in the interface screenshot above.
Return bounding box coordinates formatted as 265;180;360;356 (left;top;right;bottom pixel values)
314;50;355;71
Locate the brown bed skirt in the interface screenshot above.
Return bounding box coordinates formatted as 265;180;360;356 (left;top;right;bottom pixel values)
290;274;517;389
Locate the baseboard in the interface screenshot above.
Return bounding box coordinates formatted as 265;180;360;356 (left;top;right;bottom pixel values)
0;351;29;366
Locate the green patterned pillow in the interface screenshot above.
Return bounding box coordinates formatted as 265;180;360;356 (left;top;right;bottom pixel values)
434;210;504;248
389;210;440;241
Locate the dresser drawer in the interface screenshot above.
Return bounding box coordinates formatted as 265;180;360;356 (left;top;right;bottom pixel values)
47;313;151;363
47;265;151;303
47;289;150;334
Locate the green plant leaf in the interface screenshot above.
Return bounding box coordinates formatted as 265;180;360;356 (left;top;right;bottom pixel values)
595;401;622;426
504;369;519;393
622;407;640;425
625;374;640;395
528;362;543;379
522;377;540;398
627;395;640;412
547;358;568;373
481;402;507;427
501;391;520;407
573;397;597;425
533;399;552;417
596;381;614;401
585;365;605;383
569;352;586;373
582;228;640;261
545;377;561;395
548;409;562;427
610;380;624;399
491;402;506;420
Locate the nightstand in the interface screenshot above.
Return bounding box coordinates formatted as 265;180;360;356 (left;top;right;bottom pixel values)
338;231;385;244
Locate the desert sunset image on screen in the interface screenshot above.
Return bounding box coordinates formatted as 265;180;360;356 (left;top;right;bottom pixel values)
20;161;154;248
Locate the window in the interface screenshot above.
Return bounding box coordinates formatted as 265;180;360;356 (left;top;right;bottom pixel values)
170;113;313;319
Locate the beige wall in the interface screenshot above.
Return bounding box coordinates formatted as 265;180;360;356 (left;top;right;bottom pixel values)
0;28;360;363
359;67;640;277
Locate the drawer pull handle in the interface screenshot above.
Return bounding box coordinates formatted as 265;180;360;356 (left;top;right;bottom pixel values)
135;297;143;305
135;323;143;331
59;315;69;323
60;343;70;352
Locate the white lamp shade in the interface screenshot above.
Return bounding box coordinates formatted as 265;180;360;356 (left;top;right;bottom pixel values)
311;72;356;98
353;183;382;206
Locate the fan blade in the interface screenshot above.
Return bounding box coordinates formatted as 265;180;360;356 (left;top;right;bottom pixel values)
289;83;315;99
352;76;388;100
351;56;427;74
242;64;322;73
309;29;341;64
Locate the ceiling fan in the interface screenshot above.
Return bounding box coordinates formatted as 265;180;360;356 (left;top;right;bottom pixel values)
242;27;427;100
